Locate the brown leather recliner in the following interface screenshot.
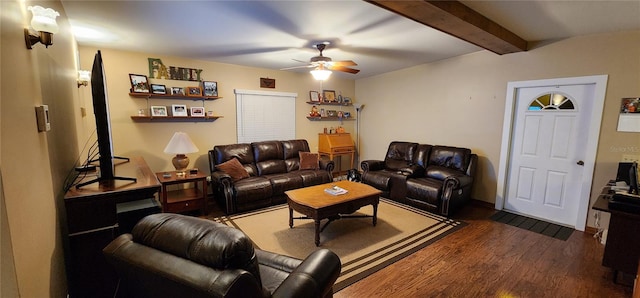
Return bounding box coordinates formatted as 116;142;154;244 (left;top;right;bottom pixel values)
361;142;476;216
103;213;341;298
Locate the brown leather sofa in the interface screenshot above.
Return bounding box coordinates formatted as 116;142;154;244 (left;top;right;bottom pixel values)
208;139;334;214
103;213;341;298
361;141;477;216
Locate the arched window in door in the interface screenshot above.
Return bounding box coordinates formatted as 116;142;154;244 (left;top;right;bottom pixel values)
528;93;575;110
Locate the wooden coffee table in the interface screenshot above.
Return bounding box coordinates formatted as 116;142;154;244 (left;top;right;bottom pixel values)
285;180;382;246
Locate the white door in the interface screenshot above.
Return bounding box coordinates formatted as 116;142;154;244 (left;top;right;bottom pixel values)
505;84;593;226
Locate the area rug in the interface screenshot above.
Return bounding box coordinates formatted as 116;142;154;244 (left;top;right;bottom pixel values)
490;210;574;241
209;199;466;292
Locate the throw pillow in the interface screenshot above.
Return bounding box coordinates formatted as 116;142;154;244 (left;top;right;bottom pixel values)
299;152;319;170
215;158;250;182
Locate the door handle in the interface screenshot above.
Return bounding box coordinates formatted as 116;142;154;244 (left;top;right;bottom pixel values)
577;160;584;166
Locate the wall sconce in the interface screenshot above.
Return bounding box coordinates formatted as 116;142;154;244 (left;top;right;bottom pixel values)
310;64;332;81
77;70;91;87
25;6;60;49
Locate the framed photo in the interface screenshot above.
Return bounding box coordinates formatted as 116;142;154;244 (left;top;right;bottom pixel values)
323;90;336;102
326;110;338;117
172;104;188;117
202;81;218;97
129;74;150;93
190;107;205;117
187;86;202;97
343;97;351;104
151;84;166;94
150;106;168;117
309;91;320;102
170;87;185;96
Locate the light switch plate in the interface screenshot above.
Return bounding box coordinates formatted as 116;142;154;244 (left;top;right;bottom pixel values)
35;105;50;132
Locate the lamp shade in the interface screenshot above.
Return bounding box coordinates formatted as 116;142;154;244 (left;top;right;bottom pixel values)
163;132;199;154
28;6;59;34
310;66;332;81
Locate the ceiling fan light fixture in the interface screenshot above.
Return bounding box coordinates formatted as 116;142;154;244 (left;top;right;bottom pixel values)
310;67;331;81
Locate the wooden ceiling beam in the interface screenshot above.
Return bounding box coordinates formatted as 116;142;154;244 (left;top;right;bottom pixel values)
365;0;528;55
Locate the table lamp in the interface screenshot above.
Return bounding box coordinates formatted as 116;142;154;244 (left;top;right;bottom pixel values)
163;132;199;172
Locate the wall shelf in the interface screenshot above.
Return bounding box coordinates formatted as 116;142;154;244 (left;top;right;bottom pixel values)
129;93;221;101
306;116;355;121
131;116;222;122
306;101;351;106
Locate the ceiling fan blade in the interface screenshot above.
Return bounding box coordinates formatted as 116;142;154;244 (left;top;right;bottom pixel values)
329;65;360;74
280;65;314;71
330;60;357;67
292;58;309;64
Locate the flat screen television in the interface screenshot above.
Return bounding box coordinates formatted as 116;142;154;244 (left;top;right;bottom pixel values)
76;50;136;188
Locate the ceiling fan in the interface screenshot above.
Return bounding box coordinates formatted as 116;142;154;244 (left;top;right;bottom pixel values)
281;43;360;74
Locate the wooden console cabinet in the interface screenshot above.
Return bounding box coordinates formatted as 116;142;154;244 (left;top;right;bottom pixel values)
64;156;160;297
592;187;640;283
318;133;355;174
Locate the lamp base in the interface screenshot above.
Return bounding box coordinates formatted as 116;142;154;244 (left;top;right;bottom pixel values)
172;154;190;172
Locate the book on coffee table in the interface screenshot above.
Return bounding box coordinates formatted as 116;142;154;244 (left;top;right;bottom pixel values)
324;185;348;196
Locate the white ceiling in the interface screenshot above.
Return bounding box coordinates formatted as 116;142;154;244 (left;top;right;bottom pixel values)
61;0;640;79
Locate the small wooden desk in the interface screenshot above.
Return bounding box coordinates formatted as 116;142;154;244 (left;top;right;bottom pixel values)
318;133;355;174
156;170;208;214
592;187;640;283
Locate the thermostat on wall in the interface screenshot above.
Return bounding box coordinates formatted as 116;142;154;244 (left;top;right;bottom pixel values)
35;105;51;132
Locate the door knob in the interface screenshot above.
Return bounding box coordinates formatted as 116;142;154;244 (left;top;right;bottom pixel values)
577;160;584;166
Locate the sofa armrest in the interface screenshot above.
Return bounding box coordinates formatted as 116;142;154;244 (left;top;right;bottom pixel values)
271;249;341;298
210;171;235;214
440;174;473;216
361;160;384;172
398;165;425;177
319;158;335;173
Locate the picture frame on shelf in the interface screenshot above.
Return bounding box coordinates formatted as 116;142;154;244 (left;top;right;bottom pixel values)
309;91;320;102
129;74;150;93
323;90;336;102
187;86;202;97
172;104;188;117
343;97;351;104
202;81;218;97
170;87;185;96
190;107;205;117
151;84;166;94
326;110;338;117
150;106;168;117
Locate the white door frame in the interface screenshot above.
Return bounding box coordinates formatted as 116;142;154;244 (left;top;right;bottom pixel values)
495;75;608;231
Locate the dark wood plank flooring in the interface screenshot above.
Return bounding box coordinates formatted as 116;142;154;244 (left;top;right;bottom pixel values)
333;202;633;297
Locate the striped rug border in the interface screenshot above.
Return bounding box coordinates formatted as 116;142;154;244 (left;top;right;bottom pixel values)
209;198;466;292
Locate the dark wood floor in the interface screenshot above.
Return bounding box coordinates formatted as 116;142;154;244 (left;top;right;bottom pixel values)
333;202;633;298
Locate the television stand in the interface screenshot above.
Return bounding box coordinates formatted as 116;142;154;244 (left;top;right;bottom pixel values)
75;156;138;189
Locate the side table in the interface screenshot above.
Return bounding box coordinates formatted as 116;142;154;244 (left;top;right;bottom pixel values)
156;170;208;214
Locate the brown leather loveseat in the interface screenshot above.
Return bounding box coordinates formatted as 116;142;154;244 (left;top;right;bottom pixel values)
209;139;334;214
361;141;477;216
103;213;341;298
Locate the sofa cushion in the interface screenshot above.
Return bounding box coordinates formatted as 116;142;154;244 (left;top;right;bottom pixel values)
213;143;258;176
234;177;273;203
299;152;319;170
266;173;304;195
282;139;310;159
429;146;471;172
384;142;418;170
216;158;250;182
298;170;331;186
406;178;442;205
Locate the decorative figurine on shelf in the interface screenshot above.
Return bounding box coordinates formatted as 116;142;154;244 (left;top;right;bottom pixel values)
309;105;321;117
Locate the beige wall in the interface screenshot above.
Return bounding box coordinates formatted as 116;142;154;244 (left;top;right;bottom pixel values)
77;47;357;174
1;0;81;297
356;30;640;228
